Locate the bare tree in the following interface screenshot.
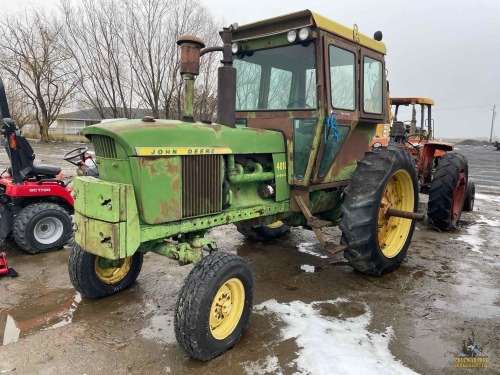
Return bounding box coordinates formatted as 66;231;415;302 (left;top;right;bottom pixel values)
122;0;173;118
160;0;220;121
61;0;136;119
5;79;36;128
0;11;77;141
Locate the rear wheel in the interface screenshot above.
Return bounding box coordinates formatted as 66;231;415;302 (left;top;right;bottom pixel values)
13;203;72;254
463;180;475;212
68;243;143;298
427;153;468;230
340;148;419;276
175;251;254;361
235;220;290;241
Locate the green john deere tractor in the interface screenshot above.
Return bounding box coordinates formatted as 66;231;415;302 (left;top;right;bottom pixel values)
69;10;423;361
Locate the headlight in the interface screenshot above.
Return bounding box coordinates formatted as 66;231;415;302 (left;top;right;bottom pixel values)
231;42;241;54
287;29;297;43
298;27;312;41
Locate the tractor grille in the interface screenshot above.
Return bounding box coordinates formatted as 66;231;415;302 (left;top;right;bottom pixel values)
92;135;117;158
182;155;222;218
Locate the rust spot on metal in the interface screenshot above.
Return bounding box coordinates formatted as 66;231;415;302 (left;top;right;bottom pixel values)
158;198;181;222
322;127;370;182
142;116;155;122
139;157;160;175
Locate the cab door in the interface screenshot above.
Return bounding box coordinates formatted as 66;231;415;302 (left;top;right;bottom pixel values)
311;35;360;185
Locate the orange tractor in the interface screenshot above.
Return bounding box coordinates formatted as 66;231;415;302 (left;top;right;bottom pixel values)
374;97;475;231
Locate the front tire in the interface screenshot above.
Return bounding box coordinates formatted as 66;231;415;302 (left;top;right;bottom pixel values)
462;180;475;212
427;153;468;230
175;252;254;361
340;148;419;276
235;221;290;241
68;244;143;298
13;203;72;254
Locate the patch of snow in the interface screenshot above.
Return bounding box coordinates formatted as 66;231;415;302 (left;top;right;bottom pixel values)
297;242;328;259
300;264;315;273
456;215;499;254
477;215;500;227
244;356;284;375
253;299;419;375
456;224;484;254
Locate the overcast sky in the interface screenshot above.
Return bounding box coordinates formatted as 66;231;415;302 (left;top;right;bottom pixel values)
3;0;499;139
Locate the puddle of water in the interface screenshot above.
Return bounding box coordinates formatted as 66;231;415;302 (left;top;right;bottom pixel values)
434;263;500;319
1;289;81;346
474;192;500;203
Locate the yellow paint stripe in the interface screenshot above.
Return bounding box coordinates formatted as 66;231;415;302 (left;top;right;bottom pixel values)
135;147;232;156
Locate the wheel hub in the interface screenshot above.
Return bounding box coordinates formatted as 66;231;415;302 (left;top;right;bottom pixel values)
34;217;64;244
94;256;132;284
209;278;245;340
377;170;414;258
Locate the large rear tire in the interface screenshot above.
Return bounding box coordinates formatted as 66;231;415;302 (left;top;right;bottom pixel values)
235;220;290;241
68;243;143;298
340;148;419;276
13;203;72;254
175;252;254;361
427;153;468;230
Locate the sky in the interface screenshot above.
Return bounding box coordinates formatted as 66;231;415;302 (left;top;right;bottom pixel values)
2;0;500;139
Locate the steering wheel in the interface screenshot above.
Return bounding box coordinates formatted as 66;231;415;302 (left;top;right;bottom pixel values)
63;147;88;162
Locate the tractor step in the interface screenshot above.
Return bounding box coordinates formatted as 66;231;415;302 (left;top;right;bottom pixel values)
295;196;332;245
324;243;346;255
307;217;332;229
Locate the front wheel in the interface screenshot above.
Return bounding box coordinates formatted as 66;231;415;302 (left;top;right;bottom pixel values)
340;148;419;276
13;203;73;254
427;153;468;230
68;244;143;298
462;180;475;212
175;252;254;361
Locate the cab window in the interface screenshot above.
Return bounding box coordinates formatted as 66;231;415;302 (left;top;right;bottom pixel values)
363;57;383;114
329;45;355;111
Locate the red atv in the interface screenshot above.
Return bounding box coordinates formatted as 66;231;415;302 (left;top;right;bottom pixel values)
0;78;96;254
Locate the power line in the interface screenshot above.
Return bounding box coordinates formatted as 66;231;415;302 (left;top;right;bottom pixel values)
433;105;492;111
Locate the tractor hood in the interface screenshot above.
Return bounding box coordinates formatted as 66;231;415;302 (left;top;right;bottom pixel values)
83;119;285;156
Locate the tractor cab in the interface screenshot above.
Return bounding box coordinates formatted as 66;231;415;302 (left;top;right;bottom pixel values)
391;97;435;143
232;10;388;187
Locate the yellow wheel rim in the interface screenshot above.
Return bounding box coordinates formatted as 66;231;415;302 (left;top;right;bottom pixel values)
209;278;245;340
378;169;414;258
266;220;284;229
94;256;132;284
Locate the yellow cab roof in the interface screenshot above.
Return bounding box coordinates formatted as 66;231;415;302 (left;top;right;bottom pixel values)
233;9;386;54
390;97;435;106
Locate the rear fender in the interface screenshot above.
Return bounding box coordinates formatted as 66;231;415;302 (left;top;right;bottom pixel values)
419;142;453;185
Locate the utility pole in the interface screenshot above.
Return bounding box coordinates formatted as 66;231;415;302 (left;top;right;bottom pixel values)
490;105;497;144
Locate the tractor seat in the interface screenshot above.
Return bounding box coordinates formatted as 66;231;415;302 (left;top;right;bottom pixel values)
390;121;407;139
30;163;61;177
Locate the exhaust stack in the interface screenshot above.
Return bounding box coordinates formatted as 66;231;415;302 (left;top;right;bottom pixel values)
177;25;236;127
177;35;205;123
